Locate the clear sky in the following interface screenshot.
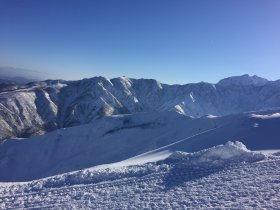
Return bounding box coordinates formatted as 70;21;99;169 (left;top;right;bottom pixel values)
0;0;279;84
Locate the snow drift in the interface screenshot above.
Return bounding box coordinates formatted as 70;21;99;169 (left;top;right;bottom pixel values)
0;110;279;182
0;141;266;192
167;141;265;167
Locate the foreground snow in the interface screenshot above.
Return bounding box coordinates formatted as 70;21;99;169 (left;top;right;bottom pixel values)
1;141;279;209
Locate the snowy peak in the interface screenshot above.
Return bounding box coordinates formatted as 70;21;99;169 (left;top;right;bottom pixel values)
1;74;280;140
217;74;269;86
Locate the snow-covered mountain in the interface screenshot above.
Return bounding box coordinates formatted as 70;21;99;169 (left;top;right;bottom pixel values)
0;110;279;181
1;74;280;208
217;74;269;86
0;74;280;141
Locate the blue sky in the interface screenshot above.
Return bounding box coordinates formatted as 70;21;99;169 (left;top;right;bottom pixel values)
0;0;279;84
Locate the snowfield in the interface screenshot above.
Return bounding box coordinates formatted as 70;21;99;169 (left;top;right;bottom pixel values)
1;110;280;182
1;141;280;209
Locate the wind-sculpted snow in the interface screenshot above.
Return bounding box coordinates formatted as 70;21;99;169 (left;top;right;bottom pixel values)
0;111;220;181
166;141;265;166
21;141;265;190
1;74;280;140
0;110;279;182
1;142;279;209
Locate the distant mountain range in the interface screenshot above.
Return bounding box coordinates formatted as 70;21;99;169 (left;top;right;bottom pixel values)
0;74;280;141
0;66;57;84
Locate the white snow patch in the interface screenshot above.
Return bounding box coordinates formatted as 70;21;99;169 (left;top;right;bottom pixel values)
212;84;216;90
133;97;139;103
56;83;67;88
168;141;265;166
189;92;195;102
253;123;259;128
156;80;163;89
251;113;280;119
174;104;185;114
205;114;218;118
106;78;114;86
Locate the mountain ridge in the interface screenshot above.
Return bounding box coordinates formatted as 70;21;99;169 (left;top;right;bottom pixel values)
0;74;280;140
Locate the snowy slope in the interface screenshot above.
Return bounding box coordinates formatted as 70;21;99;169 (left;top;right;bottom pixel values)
1;74;280;140
0;111;219;181
0;110;279;182
1;142;279;209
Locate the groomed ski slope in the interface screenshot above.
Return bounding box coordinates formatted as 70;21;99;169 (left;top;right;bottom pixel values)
1;142;280;209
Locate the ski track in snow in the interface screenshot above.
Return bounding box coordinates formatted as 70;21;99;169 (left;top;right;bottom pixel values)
1;156;280;209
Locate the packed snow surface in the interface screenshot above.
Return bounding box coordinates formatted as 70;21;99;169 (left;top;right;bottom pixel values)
1;141;279;209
